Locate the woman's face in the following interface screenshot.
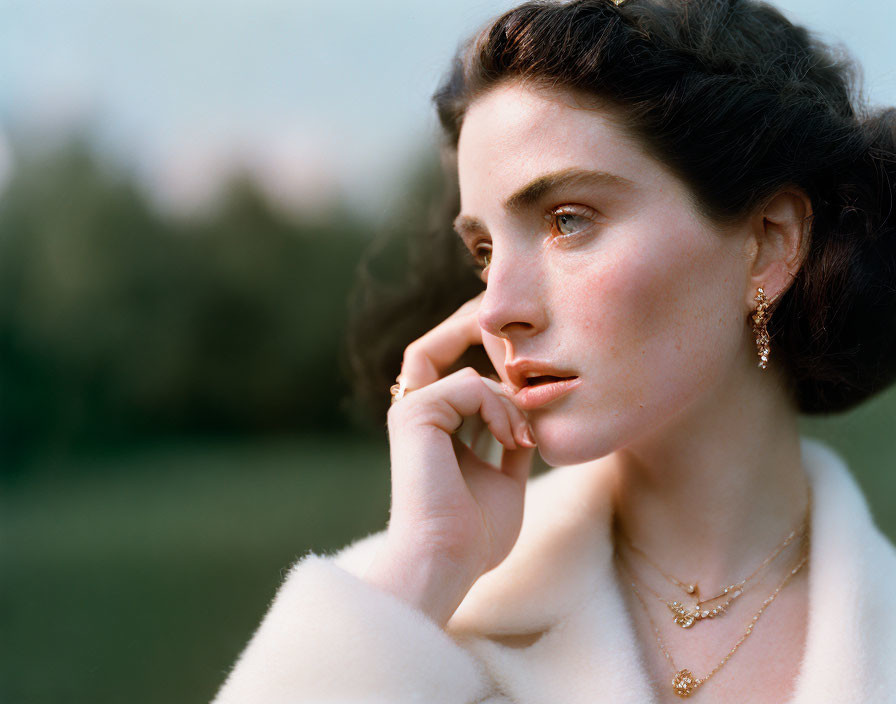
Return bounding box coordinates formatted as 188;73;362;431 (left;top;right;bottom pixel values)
455;81;753;466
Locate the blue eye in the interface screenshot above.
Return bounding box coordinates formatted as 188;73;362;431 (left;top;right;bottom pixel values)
549;205;599;237
556;213;587;235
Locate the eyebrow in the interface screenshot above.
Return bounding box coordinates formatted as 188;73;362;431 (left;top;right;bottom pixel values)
452;167;635;237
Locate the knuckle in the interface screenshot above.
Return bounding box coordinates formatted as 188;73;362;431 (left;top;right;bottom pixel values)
401;341;419;366
387;393;443;430
460;366;482;383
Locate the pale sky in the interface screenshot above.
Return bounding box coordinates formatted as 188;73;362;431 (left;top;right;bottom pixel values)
0;0;894;216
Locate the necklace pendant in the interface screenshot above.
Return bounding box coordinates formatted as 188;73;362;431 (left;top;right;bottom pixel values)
668;601;697;628
672;669;699;697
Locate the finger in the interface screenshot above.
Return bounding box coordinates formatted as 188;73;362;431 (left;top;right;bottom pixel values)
455;413;487;449
500;444;536;486
449;372;528;452
399;292;486;389
451;432;487;472
475;378;518;450
455;416;534;487
411;368;517;450
480;377;533;448
453;416;534;486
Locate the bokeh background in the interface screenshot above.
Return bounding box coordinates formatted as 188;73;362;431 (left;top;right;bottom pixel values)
2;1;895;702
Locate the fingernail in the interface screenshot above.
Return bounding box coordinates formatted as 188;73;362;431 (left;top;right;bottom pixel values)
521;424;537;447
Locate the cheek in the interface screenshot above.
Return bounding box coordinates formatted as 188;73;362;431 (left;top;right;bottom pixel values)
575;226;743;405
534;231;744;465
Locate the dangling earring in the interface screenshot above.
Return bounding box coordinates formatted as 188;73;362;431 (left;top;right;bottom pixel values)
751;287;771;369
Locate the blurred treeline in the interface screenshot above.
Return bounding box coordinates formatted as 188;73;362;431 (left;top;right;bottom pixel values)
0;137;441;471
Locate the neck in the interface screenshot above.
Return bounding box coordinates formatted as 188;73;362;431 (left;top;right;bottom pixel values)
608;358;810;593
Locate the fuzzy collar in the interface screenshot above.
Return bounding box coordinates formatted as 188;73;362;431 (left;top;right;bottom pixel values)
335;436;896;702
442;436;896;702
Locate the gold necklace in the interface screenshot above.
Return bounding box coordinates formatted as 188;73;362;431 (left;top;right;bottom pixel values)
616;535;809;698
617;515;807;628
615;486;811;629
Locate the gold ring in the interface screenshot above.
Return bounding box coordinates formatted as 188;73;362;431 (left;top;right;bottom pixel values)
389;376;414;404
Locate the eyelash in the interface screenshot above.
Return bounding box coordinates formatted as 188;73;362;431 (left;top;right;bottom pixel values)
469;204;600;274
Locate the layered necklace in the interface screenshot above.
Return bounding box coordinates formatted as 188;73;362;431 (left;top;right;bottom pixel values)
613;486;812;698
617;506;809;628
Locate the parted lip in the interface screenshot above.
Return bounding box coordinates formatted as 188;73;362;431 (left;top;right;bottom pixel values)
504;359;579;394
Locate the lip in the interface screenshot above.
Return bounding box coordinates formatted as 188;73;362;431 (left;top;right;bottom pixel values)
512;377;582;411
505;359;579;392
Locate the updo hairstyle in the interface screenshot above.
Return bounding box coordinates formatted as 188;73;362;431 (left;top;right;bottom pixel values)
347;0;896;420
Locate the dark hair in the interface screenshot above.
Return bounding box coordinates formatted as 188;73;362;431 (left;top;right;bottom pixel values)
347;0;896;422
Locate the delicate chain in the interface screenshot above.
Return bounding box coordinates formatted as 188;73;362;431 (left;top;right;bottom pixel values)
615;508;808;627
616;534;810;698
616;484;811;610
622;520;804;605
615;549;736;624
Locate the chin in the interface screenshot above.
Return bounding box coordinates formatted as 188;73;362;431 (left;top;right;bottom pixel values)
532;422;615;468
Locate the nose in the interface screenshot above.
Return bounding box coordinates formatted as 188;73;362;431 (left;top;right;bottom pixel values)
476;245;546;339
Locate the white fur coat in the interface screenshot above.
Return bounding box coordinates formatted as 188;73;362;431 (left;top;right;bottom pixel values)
212;436;896;703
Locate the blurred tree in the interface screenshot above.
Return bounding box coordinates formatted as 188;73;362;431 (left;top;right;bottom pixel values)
0;138;373;471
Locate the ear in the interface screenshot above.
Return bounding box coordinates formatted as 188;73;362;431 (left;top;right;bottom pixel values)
743;187;812;312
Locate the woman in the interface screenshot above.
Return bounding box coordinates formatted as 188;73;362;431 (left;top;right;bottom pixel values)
212;0;896;701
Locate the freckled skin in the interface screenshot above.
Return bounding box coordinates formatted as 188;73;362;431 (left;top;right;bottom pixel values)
458;82;752;466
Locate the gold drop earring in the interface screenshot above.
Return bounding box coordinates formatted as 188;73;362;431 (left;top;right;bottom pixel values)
751;287;772;369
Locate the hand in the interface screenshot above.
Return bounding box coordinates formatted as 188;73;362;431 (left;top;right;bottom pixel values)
363;291;537;626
